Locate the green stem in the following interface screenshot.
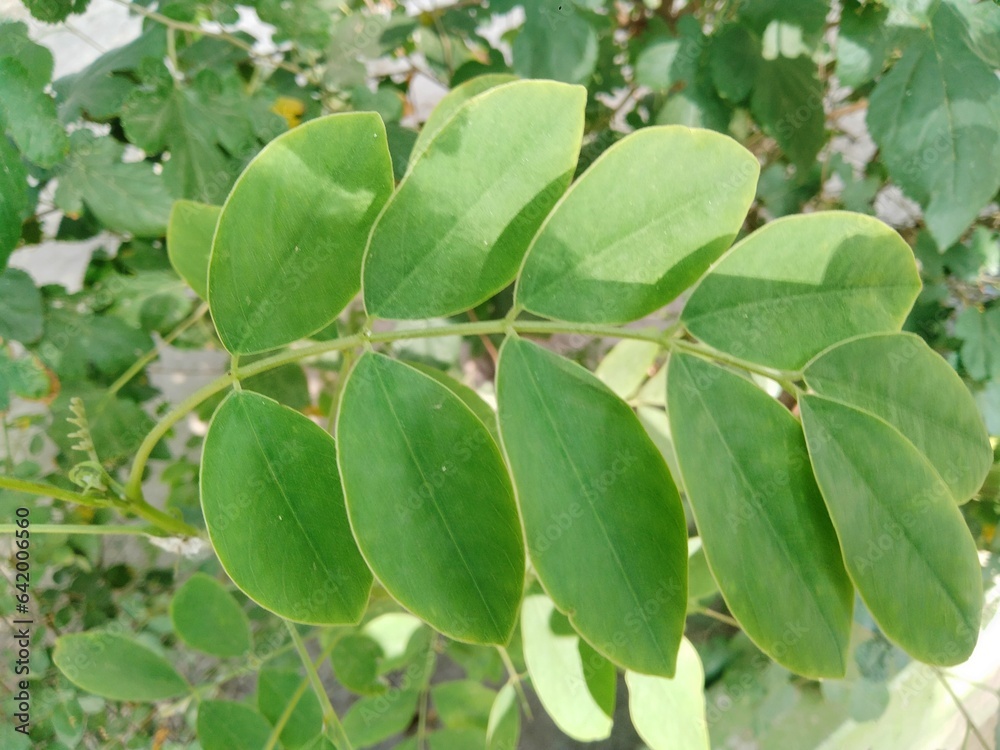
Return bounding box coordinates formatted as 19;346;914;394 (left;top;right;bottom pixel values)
933;669;991;750
0;523;162;536
127;496;201;537
670;338;800;382
0;475;113;509
286;622;353;750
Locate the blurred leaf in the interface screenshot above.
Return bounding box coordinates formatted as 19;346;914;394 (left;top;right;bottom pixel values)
258;669;323;750
170;573;251;658
197;700;274;750
955;306;1000;381
0;268;42;343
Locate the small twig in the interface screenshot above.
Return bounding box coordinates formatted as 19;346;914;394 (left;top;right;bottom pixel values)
695;606;741;629
933;669;991;750
498;646;532;720
286;622;354;750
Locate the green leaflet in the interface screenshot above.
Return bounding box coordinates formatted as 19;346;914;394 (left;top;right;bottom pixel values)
169;573;251;658
53;632;188;702
517;127;758;323
336;353;524;645
708;24;761;103
200;391;372;625
955;306;1000;382
166;200;219;300
209;112;393;354
410;73;518;162
867;0;1000;248
749;55;825;168
625;638;709;750
800;395;983;665
667;353;852;678
405;361;500;442
837;0;891;88
0;54;68;168
258;668;323;749
486;683;521;750
363;80;586;319
682;212;921;371
0;268;43;344
197;701;274;750
520;594;613;742
512;2;598;85
0;134;28;266
497;338;687;676
804;333;992;503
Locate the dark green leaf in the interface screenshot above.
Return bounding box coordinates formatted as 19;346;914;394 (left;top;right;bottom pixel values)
337;353;524;644
513;2;597;85
955;306;1000;382
170;573;252;658
0;55;68;168
497;338;687;676
667;352;852;678
0;117;28;265
0;268;42;343
201;391;372;624
750;55;825;168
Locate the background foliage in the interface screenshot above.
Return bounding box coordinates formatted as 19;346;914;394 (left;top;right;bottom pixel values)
2;0;1000;748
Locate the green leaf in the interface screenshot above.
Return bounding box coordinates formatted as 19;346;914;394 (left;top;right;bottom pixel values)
336;353;524;644
53;632;188;702
170;573;251;658
258;669;323;750
411;73;518;162
432;680;495;729
520;594;613;741
685;538;718;608
595;339;661;400
634;17;704;91
513;2;598;85
709;24;761;103
682;212;921;371
363;80;585;319
749;55;825;168
0;349;50;411
197;700;274;750
166;200;219;300
54;130;174;237
667;353;853;678
486;683;520;750
804;332;992;503
955;306;1000;382
331;634;385;695
405;362;500;443
497;338;687;676
0;119;28;265
22;0;89;23
122;66;283;203
867;1;1000;248
0;268;42;343
201;391;372;624
800;394;983;665
625;638;709;750
837;0;891;87
517;126;758;323
0;56;68;168
209;112;393;354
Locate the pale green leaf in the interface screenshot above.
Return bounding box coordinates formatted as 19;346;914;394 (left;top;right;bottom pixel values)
682;212;921;371
520;594;613;741
626;638;709;750
804;332;992;502
517;127;758;323
955;306;1000;382
167;200;219;300
497;338;687;676
53;632;188;702
801;394;983;664
336;353;524;644
170;573;251;658
209;112;393;354
486;683;520;750
667;352;853;677
595;339;661;400
363;80;585;319
201;391;372;624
